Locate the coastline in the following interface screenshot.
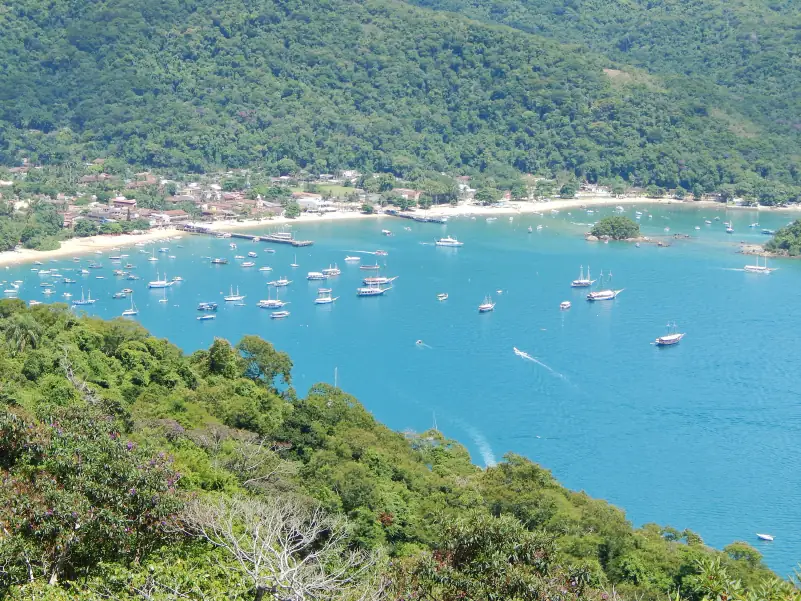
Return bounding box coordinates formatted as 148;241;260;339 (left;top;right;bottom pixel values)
1;196;796;268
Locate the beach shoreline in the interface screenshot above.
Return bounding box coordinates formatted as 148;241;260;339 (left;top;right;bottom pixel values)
0;197;795;267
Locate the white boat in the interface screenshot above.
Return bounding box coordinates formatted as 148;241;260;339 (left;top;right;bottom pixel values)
435;236;464;247
726;226;734;234
62;293;72;298
322;265;341;276
148;248;159;262
357;283;391;296
42;288;54;295
756;533;774;542
248;251;257;258
148;272;174;289
749;223;759;228
437;293;448;301
234;255;245;260
259;266;273;272
560;301;571;310
478;296;495;313
197;314;216;321
270;310;290;319
257;298;289;309
122;296;139;317
269;277;292;287
694;226;700;230
360;263;381;271
536;224;543;231
307;271;327;281
290;254;299;268
229;243;237;249
654;323;684;346
158;247;169;253
381;229;392;236
571;266;596;288
241;261;256;267
344;256;361;262
224;285;245;302
171;276;183;282
71;288;96;306
486;217;497;222
527;226;533;233
586;289;623;301
363;276;398;285
314;289;338;304
705;220;712;224
744;256;774;274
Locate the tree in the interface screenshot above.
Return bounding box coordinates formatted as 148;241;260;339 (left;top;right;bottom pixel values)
674;186;686;199
284;201;301;219
534;180;554;199
236;335;292;389
418;196;433;210
646;184;661;198
361;203;375;214
590;216;640;240
207;338;240;379
182;495;379;601
724;542;763;568
4;312;42;355
474;189;497;205
510;181;528;200
559;182;577;198
276;159;298;176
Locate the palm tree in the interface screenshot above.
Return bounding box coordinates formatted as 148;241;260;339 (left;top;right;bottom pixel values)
4;313;41;355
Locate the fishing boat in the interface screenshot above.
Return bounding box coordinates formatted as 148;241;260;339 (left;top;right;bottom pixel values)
560;301;571;310
586;289;623;301
307;271;327;281
270;310;290;319
478;296;495;313
756;533;774;542
148;272;174;288
259;266;273;272
357;283;391;296
224;285;245;302
248;251;257;258
121;296;138;317
322;265;341;276
360;263;381;271
197;302;218;312
269;277;292;287
654;323;685;346
197;314;216;321
211;258;229;265
71;288;96;306
344;256;361;262
375;250;388;256
571;266;596;288
241;261;256;267
314;289;338;304
744;255;774;274
363;276;398;285
435;236;464;247
112;292;127;299
437;293;448;301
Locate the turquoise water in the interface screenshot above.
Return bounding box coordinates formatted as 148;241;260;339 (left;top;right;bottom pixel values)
5;204;801;574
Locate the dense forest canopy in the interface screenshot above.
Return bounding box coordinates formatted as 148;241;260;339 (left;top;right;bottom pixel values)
0;0;798;200
0;301;794;600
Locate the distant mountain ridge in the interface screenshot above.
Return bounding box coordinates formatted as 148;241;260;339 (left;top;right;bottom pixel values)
0;0;797;197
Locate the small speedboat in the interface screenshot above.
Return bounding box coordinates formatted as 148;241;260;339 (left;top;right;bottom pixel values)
241;261;256;267
375;250;388;256
197;314;216;321
756;533;774;542
270;310;290;319
259;266;273;272
248;251;257;258
344;256;361;262
437;293;448;301
527;226;533;233
560;301;571;310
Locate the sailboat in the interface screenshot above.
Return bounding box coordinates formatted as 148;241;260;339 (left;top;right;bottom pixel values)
158;287;168;303
314;289;338;304
148;271;174;288
224;285;245;302
654;323;685;346
478;296;495;312
257;287;289;309
743;255;774;274
122;295;139;316
71;288;96;306
148;247;159;262
290;254;299;268
586;270;623;301
571;265;595;287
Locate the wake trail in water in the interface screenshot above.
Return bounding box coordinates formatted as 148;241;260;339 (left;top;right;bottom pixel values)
415;340;433;349
458;421;497;467
513;347;570;382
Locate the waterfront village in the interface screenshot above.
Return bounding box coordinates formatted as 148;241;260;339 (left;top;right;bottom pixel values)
0;158;752;236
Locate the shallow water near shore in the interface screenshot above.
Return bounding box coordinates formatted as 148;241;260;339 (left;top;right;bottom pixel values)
5;203;801;574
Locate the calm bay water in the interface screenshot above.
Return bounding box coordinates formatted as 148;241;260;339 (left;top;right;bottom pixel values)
5;204;801;574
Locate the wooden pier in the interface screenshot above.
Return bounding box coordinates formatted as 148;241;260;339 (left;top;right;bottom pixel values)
181;224;314;247
385;209;447;224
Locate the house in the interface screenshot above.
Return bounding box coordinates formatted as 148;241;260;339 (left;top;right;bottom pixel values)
151;209;190;224
297;198;321;211
166;194;197;204
79;174;113;184
112;196;137;209
392;188;422;201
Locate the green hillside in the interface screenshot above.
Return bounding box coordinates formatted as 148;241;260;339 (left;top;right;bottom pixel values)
0;301;794;600
0;0;797;197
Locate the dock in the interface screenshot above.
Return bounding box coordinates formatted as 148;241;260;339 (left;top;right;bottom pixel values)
181;224;314;247
385;209;447;224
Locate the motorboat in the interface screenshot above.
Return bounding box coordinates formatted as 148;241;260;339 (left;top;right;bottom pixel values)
375;250;388;256
726;226;734;234
586;289;623;301
363;276;398;285
360;263;381;270
322;265;341;276
478;296;495;312
112;292;127;299
121;288;133;294
171;276;183;282
248;251;257;258
29;300;42;306
148;272;174;288
229;243;237;249
344;256;361;262
560;301;571;310
269;277;292;287
435;236;464;247
307;271;327;281
42;288;54;295
270;310;290;319
357;283;391;296
259;266;273;272
749;223;759;228
527;226;533;233
234;255;245;260
224;285;245;301
159;247;169;253
241;261;256;267
211;258;229;265
762;229;775;235
756;533;774;542
64;278;76;284
197;302;218;312
437;293;448;301
571;266;596;288
381;229;392;236
257;299;288;309
197;314;216;321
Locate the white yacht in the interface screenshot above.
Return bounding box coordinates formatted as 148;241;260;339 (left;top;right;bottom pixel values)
571;266;596;288
269;277;292;287
744;255;774;274
363;276;398;285
478;296;495;313
435;236;464;247
248;251;258;257
357;283;391;296
148;272;174;288
307;271;327;281
322;265;341;276
437;293;448;301
314;289;338;304
560;301;571;310
586;289;623;301
224;285;245;301
270;310;290;319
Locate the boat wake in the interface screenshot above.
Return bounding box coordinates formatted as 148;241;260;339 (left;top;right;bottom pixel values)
458;421;497;467
415;340;433;349
345;249;380;255
513;347;569;382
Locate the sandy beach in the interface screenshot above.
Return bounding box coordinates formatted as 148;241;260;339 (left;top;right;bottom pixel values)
0;196;793;268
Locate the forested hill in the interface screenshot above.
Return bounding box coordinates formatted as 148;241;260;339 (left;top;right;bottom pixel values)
0;0;797;197
406;0;801;140
0;300;791;600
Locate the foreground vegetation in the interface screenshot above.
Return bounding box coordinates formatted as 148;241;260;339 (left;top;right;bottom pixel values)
0;0;798;203
0;301;794;600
